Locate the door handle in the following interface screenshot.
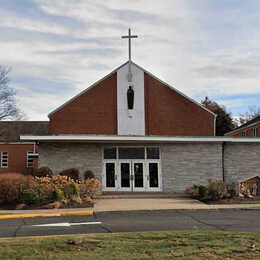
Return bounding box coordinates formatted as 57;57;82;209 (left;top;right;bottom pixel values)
130;175;134;181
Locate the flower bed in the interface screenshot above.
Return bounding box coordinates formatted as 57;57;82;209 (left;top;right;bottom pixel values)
0;173;100;210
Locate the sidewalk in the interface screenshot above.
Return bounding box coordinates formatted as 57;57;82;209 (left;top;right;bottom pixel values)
0;197;260;219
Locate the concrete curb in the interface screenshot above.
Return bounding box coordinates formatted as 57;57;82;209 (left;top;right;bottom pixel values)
0;210;93;220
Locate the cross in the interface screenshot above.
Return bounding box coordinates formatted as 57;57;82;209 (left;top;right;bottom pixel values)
122;28;138;82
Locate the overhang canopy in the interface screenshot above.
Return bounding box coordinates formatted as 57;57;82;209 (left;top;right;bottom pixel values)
20;135;260;143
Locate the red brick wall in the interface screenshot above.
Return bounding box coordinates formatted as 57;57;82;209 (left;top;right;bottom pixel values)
226;124;260;137
0;144;38;175
49;73;117;135
144;73;215;136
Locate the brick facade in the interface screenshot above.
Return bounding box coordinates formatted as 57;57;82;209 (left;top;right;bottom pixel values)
0;144;37;175
226;124;260;137
49;73;117;135
144;73;215;136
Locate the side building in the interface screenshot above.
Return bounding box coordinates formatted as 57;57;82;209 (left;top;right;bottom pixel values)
225;115;260;137
0;121;49;174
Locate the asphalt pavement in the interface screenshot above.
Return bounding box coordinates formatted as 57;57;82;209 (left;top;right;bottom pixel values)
0;209;260;238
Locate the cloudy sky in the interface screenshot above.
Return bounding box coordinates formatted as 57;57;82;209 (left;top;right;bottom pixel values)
1;0;260;120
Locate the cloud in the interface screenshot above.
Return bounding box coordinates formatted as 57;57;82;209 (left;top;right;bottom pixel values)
1;0;260;120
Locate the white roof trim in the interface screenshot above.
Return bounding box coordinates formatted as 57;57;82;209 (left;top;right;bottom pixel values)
132;62;216;117
48;61;216;118
20;135;260;143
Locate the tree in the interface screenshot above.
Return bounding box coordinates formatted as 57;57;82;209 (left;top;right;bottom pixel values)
237;105;260;125
0;66;24;120
201;97;235;136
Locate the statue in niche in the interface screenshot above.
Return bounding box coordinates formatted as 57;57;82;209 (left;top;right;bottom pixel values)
127;86;134;110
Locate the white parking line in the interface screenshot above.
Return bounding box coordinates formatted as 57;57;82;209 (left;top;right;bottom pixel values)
33;222;102;227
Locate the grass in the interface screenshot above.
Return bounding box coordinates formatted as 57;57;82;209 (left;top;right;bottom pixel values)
0;231;260;259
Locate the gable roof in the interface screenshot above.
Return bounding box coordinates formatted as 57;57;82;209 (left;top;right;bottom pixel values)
0;121;49;142
48;61;216;118
225;115;260;135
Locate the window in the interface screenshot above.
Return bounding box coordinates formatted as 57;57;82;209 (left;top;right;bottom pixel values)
118;147;145;159
104;147;117;159
147;147;160;159
242;131;246;137
1;152;8;168
254;128;258;137
27;152;34;168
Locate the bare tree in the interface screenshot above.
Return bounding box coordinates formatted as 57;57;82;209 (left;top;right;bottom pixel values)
238;105;260;125
0;66;25;120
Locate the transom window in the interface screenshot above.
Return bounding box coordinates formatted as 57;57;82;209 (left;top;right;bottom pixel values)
1;152;8;168
104;147;160;160
27;151;34;168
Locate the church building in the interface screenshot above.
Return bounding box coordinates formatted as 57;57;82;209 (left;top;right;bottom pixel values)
3;30;260;193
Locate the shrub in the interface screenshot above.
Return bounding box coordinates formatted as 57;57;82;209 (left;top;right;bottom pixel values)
80;178;100;198
227;184;237;198
59;168;80;181
19;188;44;205
35;167;53;178
208;180;228;201
84;170;95;180
0;173;32;204
63;183;79;199
53;188;64;201
198;185;208;200
184;185;199;199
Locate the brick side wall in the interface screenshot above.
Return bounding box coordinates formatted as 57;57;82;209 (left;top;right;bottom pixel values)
226;124;260;137
144;73;215;136
38;143;102;181
224;143;260;184
161;143;223;192
49;73;117;135
0;144;37;175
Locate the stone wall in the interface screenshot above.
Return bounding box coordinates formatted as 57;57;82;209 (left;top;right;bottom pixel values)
224;143;260;184
38;143;102;180
161;143;223;192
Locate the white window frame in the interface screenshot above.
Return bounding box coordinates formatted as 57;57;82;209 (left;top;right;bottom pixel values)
27;151;34;168
253;128;258;137
1;152;8;168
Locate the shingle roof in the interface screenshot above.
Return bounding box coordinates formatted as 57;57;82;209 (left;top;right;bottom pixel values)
0;121;49;142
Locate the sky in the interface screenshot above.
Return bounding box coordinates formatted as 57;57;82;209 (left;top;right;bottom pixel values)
1;0;260;120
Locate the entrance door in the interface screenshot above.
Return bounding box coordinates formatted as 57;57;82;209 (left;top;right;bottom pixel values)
132;161;145;192
147;161;161;191
119;161;131;192
103;161;117;191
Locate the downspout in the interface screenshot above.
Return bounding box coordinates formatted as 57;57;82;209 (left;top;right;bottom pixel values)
214;114;217;136
222;142;225;183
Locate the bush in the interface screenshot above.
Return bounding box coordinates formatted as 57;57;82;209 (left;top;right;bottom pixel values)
19;188;44;205
185;185;199;199
35;167;53;178
198;185;208;199
59;168;80;181
0;173;32;204
80;178;100;198
53;188;64;201
63;183;79;199
208;180;228;201
84;170;95;180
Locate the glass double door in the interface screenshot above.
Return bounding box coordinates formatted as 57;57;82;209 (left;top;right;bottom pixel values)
103;160;161;192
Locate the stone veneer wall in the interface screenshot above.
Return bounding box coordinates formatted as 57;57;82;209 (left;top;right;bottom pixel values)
224;143;260;184
161;143;223;192
38;143;102;181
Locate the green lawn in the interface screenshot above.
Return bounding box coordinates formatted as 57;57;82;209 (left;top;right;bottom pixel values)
0;231;260;259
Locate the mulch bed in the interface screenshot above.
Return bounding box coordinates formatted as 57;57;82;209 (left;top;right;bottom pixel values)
205;195;260;204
